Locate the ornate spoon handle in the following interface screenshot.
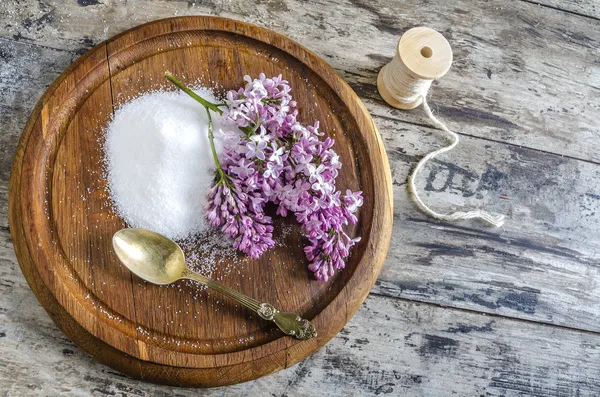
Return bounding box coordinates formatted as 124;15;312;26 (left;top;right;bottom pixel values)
183;269;317;340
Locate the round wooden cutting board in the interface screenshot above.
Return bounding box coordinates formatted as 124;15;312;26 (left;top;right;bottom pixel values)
8;16;392;387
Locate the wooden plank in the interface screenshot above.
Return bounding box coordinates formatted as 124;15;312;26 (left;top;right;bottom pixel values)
1;236;600;396
0;1;599;162
0;38;74;228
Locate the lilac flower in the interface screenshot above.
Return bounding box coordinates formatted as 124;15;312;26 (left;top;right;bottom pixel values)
306;163;326;184
269;141;285;164
229;158;256;179
250;126;270;144
246;140;267;160
343;189;364;213
263;161;281;179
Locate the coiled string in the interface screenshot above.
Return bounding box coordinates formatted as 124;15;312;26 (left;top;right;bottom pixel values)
382;56;505;227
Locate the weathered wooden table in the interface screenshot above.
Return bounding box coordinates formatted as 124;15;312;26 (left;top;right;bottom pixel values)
1;1;599;396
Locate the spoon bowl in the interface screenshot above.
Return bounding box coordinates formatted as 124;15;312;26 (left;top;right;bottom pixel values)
113;228;186;285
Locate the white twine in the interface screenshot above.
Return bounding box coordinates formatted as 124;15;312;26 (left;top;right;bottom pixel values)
382;56;505;227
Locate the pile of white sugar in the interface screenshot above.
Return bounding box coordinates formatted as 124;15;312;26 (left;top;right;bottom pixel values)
104;88;225;240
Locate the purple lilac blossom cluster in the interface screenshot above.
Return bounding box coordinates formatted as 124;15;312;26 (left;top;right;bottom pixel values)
205;74;363;281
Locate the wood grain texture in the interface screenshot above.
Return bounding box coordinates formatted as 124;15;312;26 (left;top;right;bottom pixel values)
2;0;600;395
8;16;393;386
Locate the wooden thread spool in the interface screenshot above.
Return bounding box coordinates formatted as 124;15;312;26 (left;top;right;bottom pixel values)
377;27;453;110
377;27;505;228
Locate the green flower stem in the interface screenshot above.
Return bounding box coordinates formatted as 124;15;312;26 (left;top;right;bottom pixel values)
165;71;229;186
164;71;223;115
205;107;229;186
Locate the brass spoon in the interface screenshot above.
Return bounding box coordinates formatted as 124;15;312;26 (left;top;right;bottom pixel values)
112;228;316;340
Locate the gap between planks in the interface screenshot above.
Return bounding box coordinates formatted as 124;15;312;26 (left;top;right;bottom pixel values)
520;0;600;22
0;36;76;56
370;291;600;337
